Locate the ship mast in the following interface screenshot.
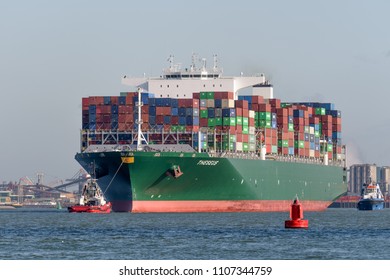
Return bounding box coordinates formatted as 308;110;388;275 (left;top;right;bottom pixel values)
136;87;148;150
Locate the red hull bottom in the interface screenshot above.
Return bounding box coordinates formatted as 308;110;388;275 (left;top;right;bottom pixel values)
110;200;331;213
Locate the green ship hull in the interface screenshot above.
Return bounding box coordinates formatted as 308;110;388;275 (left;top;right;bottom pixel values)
75;149;347;212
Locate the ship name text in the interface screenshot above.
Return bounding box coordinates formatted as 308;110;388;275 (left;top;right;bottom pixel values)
197;160;219;166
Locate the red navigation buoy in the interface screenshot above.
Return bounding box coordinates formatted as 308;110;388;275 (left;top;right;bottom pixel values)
285;197;309;229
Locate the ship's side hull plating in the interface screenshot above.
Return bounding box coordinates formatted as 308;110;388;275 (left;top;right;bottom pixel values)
75;151;347;212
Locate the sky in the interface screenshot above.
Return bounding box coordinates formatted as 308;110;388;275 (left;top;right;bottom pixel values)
0;0;389;184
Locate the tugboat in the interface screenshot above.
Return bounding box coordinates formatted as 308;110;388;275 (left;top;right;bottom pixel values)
68;179;111;213
357;180;384;211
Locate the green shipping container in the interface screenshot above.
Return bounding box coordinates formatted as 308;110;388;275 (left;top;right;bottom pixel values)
200;109;208;118
208;118;215;127
243;117;249;126
222;135;237;142
258;120;271;128
315;108;326;115
207;92;215;99
222;142;235;151
259;112;271;121
223;117;236;126
200;92;208;99
236;117;243;125
215;117;222;126
295;140;305;149
278;140;289;147
242;125;249;134
243;142;249;151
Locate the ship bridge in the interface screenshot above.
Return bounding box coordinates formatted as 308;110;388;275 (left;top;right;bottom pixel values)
121;54;273;99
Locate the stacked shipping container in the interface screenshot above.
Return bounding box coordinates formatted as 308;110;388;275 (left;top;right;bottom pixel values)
82;91;343;160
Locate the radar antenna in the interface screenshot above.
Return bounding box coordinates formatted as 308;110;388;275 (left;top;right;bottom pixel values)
213;54;218;72
168;55;174;71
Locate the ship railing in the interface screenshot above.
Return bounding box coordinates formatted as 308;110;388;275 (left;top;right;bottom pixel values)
214;150;344;167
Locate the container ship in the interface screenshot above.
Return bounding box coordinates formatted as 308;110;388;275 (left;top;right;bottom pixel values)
75;54;347;212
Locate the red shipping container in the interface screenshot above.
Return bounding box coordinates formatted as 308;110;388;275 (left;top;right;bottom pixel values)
103;114;111;123
277;116;288;125
249;118;255;126
321;115;332;123
220;92;234;99
243;134;249;142
156;107;165;115
258;104;271;111
142;123;149;130
236;108;243;116
236;133;243;142
118;106;126;114
227;126;237;134
268;98;281;108
95;114;103;122
178;99;187;107
235;100;248;109
236;126;242;133
111;96;119;104
276;108;288;116
242;109;249;118
189;99;199;108
200;118;208;127
156;115;164;124
125;95;133;105
171;116;179;125
82;98;89;107
193;92;200;99
333;124;341;132
189;125;199;132
88;97;97;105
332;117;342;125
118;114;126;123
95;97;104;105
309;116;319;124
251;95;264;104
102;123;111;130
251;104;259;111
141;105;149;114
163;125;171;131
214;92;222;99
118;123;126;130
124;114;133;123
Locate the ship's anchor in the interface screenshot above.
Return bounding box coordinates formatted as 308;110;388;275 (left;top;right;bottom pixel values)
167;165;183;178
